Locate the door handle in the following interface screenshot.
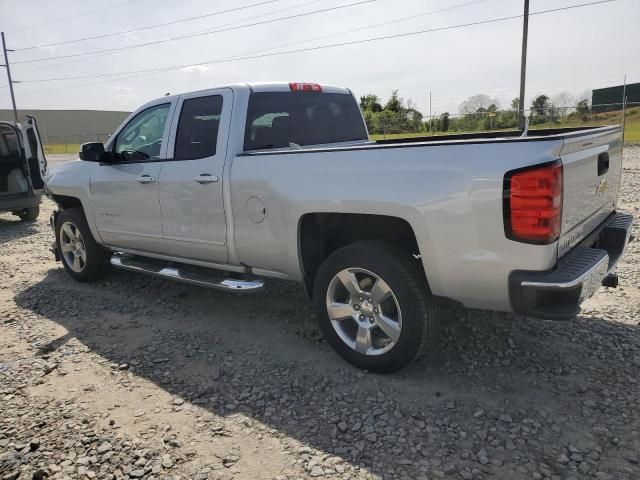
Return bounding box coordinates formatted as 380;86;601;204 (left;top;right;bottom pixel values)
597;152;609;176
194;174;219;184
137;175;156;184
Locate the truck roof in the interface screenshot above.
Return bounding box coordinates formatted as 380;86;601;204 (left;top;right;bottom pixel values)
162;82;352;102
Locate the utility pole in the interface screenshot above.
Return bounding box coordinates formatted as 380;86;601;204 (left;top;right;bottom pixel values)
517;0;529;130
1;32;18;122
429;90;433;135
621;74;627;143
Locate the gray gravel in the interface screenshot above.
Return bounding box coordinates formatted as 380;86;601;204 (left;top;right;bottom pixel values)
1;148;639;480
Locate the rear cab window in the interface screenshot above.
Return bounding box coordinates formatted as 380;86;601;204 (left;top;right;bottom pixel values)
244;90;368;151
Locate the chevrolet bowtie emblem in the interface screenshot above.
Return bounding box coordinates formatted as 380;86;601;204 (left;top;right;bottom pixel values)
596;178;608;195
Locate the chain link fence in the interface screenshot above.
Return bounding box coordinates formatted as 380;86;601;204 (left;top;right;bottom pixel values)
42;133;113;154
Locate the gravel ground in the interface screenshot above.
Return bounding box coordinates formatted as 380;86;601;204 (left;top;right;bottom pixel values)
1;148;639;480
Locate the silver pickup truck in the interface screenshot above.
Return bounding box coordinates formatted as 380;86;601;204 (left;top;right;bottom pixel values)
45;82;633;372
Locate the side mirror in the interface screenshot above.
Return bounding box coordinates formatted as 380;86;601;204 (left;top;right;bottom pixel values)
79;142;106;162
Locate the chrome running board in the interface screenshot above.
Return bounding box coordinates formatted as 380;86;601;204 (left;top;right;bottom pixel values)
110;254;264;292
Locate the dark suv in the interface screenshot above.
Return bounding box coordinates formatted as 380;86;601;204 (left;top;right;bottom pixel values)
0;117;46;221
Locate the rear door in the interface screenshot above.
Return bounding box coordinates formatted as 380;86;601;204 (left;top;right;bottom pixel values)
158;88;232;262
558;126;623;256
90;101;174;253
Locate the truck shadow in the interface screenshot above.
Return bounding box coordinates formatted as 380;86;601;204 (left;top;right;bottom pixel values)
14;268;640;478
0;216;41;245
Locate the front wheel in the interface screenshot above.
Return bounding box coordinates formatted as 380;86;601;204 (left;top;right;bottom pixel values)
314;241;440;372
55;208;110;282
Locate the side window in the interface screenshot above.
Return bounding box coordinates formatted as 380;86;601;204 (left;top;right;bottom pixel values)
174;95;223;160
115;103;170;161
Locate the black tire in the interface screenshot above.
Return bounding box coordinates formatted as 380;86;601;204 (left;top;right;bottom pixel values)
314;241;440;373
18;206;39;221
55;208;110;282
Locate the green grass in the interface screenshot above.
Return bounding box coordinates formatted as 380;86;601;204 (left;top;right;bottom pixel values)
43;143;82;154
624;119;640;143
371;106;640;144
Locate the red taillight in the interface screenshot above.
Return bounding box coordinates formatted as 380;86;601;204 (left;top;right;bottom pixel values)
504;161;563;244
289;82;322;92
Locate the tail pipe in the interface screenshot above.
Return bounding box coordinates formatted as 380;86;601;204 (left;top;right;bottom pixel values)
602;273;619;288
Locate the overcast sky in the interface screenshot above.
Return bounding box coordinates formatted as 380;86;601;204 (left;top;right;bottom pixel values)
1;0;638;116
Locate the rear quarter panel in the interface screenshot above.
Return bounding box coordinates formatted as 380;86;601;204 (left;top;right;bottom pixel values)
230;138;565;311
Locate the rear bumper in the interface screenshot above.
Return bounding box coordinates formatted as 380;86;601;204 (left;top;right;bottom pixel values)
509;211;633;320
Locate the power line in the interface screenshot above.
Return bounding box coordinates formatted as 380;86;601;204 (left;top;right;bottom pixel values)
13;0;281;51
262;0;491;52
3;71;635;106
7;0;145;34
0;70;168;100
11;0;378;65
13;0;617;85
3;0;490;103
11;0;326;75
15;0;491;83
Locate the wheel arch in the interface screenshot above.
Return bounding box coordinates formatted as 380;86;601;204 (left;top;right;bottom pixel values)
50;194;105;246
50;194;84;211
298;212;428;299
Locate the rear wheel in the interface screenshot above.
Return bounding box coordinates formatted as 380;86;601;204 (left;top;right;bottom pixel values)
55;208;110;282
17;206;39;221
314;241;440;372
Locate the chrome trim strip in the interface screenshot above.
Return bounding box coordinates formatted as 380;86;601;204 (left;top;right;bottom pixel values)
110;256;264;292
110;247;247;273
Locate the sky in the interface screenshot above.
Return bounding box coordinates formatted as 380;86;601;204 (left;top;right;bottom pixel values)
0;0;638;116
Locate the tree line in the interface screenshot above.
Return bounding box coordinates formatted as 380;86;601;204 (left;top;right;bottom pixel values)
359;90;593;135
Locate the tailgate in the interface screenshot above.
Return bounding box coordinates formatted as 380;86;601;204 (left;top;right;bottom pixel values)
558;126;623;257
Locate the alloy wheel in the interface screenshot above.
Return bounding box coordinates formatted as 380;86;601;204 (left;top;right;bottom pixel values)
59;221;87;273
325;267;402;356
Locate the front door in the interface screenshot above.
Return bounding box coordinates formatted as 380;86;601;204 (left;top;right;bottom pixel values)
158;89;232;262
90;101;173;253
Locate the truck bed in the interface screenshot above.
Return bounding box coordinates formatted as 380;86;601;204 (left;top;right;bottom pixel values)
243;126;619;156
235;124;622;312
375;125;616;145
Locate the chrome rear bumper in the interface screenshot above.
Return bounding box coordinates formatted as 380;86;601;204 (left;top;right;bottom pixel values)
509;211;633;320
